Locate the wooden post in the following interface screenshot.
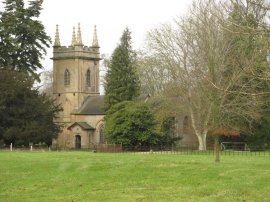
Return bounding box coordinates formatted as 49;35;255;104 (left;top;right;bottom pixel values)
10;143;12;151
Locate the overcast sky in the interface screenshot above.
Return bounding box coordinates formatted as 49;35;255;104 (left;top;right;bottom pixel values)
39;0;192;70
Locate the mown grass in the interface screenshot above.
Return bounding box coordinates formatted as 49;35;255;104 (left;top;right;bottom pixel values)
0;151;269;202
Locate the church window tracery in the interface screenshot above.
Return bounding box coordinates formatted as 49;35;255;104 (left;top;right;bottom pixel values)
64;69;70;86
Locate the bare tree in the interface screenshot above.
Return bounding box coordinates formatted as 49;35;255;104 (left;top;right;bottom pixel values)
143;0;270;150
137;51;171;96
39;70;53;97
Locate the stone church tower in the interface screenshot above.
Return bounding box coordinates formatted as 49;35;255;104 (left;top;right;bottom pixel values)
52;24;105;149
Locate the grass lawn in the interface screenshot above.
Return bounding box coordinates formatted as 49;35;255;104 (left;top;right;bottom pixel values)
0;151;269;202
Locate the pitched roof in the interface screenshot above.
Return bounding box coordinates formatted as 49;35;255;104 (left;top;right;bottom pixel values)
67;122;95;130
75;95;105;115
74;94;150;116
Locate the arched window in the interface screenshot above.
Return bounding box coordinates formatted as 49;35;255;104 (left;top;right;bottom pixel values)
99;125;105;144
86;69;91;87
64;69;70;86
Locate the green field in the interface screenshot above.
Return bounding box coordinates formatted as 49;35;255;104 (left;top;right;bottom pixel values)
0;151;269;202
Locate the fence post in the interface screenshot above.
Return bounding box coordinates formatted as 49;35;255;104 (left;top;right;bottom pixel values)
30;145;33;151
10;143;12;151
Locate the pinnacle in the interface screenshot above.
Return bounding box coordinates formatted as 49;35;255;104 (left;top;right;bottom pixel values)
76;23;83;46
92;25;99;47
54;24;61;46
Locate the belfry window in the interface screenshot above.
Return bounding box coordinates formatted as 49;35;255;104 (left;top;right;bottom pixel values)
86;69;91;87
64;69;70;86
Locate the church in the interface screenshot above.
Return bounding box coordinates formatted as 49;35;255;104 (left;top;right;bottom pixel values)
52;24;105;149
52;24;198;149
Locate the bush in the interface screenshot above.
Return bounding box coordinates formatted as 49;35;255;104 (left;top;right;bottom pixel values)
105;101;158;147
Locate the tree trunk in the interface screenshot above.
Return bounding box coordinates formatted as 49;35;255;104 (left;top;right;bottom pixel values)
214;136;220;163
189;104;210;151
197;133;207;151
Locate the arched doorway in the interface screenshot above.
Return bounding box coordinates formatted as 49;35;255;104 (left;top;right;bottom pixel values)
75;135;81;149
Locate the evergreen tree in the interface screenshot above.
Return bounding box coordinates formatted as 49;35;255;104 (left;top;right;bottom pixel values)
0;0;50;80
0;70;62;146
105;101;158;147
248;114;270;147
104;28;140;111
0;1;61;146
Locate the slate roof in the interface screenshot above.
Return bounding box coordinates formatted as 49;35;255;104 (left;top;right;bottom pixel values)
75;95;105;115
67;122;95;130
73;94;150;116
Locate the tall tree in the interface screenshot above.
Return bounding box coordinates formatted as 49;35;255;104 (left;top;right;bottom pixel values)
0;0;50;80
222;0;270;149
104;28;140;111
0;0;61;146
144;0;269;151
137;51;170;96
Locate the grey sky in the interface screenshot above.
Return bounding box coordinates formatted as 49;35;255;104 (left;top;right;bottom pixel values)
40;0;192;70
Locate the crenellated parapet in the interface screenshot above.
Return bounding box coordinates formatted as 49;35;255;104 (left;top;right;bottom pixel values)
52;23;101;61
53;45;101;61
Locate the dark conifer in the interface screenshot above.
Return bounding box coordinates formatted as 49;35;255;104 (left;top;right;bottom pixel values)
0;0;50;80
104;28;140;111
